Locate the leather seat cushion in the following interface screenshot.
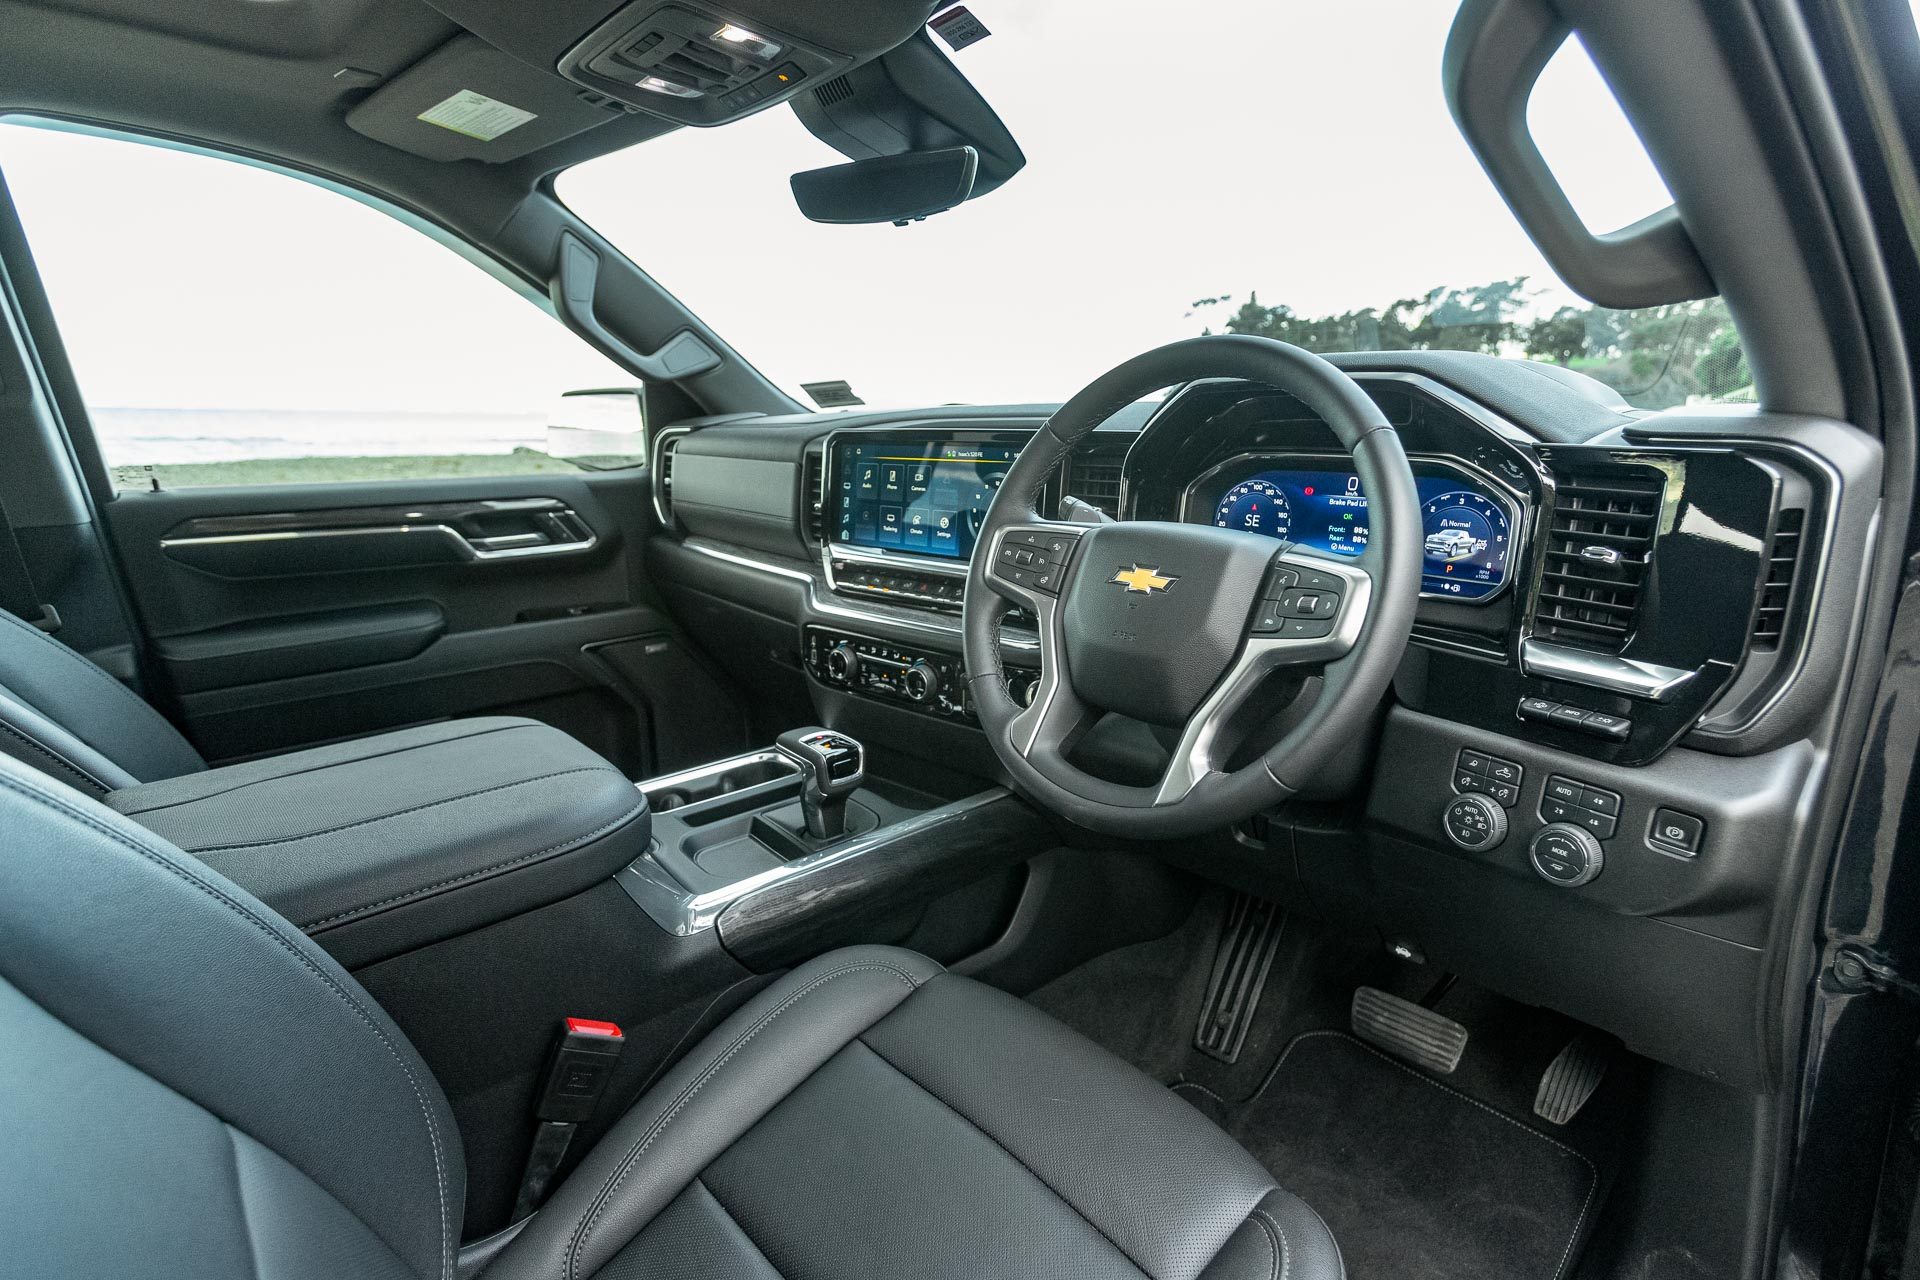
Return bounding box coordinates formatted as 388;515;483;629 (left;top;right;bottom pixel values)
107;716;650;967
490;946;1343;1280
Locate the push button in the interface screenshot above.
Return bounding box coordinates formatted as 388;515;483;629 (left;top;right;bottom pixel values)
1649;808;1704;855
1544;776;1583;805
1517;696;1559;721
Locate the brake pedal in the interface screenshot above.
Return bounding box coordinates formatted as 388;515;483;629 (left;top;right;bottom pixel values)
1193;894;1286;1063
1350;986;1468;1075
1533;1031;1612;1125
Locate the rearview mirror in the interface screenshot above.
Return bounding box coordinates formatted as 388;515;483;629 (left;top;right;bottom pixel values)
790;147;979;225
545;388;647;470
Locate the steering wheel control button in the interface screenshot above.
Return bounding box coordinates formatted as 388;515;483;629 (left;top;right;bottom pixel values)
1293;566;1346;593
1530;824;1604;887
1277;617;1335;639
1277;588;1340;619
1443;793;1508;851
1648;808;1705;856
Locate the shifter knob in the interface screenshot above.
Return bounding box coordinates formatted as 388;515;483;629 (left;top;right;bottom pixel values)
775;727;865;840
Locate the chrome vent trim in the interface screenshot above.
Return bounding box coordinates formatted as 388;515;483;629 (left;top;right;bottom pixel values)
651;426;691;527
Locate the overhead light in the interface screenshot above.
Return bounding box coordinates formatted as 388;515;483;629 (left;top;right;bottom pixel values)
711;22;782;60
633;74;703;99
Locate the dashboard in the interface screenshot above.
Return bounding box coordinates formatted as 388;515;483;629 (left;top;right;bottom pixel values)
651;359;1876;1094
1182;456;1518;602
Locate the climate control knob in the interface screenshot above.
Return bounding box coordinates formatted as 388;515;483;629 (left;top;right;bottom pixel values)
1441;793;1507;851
902;660;940;704
1530;823;1605;887
824;642;859;684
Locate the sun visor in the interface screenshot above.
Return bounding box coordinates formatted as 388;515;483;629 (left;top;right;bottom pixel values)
346;34;630;163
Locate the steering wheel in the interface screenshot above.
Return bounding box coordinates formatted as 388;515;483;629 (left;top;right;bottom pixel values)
963;335;1422;838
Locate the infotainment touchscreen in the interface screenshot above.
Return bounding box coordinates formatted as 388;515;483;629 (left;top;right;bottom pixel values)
832;439;1020;561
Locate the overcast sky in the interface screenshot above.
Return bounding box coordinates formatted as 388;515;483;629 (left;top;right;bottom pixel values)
0;0;1672;415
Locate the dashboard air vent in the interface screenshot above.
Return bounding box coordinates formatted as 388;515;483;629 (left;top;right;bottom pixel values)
1751;508;1804;650
1536;466;1664;654
802;446;827;545
1064;440;1127;518
652;429;687;526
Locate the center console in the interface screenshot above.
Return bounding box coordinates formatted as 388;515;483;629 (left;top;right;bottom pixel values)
617;729;1053;970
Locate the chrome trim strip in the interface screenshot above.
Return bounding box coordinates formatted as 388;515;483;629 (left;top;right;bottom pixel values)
616;787;1015;936
159;522;598;561
635;749;799;797
681;537;1040;651
1519;638;1696;702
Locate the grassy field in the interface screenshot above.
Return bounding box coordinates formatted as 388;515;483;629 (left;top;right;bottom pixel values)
110;448;626;490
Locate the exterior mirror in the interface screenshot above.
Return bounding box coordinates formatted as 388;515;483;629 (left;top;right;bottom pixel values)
790;147;979;225
545;388;647;470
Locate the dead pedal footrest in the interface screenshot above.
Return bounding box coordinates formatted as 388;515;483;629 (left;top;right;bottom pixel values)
1193;894;1286;1064
1350;986;1469;1075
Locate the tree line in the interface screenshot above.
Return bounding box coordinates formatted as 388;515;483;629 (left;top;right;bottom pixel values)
1187;277;1749;409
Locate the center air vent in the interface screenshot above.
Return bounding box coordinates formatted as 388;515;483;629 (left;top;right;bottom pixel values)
1535;466;1664;654
1064;440;1127;518
802;446;827;545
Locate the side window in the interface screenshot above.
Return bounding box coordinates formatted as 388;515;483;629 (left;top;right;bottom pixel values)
0;122;639;490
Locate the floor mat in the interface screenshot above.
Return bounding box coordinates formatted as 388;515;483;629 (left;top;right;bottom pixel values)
1217;1031;1599;1280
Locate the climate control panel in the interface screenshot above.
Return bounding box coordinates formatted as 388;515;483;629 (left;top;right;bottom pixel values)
803;627;1040;721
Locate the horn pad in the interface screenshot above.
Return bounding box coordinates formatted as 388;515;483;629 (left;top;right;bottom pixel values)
1060;524;1277;725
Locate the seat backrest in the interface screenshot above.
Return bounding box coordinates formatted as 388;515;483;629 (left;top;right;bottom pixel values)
0;752;461;1279
0;607;205;793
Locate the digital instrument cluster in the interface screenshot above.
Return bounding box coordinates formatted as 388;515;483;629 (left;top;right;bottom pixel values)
1194;460;1520;601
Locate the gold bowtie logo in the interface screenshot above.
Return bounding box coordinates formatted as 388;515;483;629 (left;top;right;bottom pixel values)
1111;564;1177;594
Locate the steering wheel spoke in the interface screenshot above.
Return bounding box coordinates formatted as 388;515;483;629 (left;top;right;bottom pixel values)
1156;549;1373;802
983;522;1089;603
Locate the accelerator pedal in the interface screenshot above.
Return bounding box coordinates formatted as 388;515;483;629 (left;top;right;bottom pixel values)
1533;1030;1613;1125
1193;894;1286;1063
1351;986;1469;1075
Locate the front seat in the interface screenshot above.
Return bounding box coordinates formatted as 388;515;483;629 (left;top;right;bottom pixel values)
0;754;1343;1280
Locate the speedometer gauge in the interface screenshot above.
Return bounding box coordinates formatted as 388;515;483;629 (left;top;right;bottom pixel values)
1214;479;1293;539
1420;489;1511;599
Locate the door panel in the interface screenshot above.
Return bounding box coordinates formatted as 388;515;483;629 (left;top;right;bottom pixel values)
102;470;748;775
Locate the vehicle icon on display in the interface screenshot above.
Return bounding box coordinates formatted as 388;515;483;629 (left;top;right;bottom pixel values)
1424;527;1480;561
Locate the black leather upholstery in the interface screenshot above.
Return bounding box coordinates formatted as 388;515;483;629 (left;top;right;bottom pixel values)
107;716;651;967
0;607;205;792
0;753;459;1280
0;751;1341;1280
489;946;1342;1280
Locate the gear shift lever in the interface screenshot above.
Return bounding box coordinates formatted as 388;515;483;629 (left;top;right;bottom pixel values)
774;728;865;841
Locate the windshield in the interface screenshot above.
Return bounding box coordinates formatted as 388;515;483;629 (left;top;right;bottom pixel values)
559;1;1747;412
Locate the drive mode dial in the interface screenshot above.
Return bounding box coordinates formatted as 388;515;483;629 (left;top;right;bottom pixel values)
1442;793;1507;851
1530;823;1604;887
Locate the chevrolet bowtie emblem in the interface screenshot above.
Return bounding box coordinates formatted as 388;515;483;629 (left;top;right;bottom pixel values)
1111;564;1177;594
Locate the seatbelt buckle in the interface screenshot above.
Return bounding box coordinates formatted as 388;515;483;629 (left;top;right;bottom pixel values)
536;1018;625;1123
512;1018;624;1222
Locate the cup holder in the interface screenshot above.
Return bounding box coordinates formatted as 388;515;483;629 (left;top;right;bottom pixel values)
639;750;803;823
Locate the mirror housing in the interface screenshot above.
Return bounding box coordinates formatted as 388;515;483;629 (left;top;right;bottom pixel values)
545;388;647;470
791;146;978;225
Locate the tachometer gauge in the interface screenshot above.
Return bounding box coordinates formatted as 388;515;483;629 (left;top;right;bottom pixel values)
1215;479;1293;540
1420;489;1511;599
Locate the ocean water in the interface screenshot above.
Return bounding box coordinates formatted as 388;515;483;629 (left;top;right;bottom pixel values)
91;407;548;464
